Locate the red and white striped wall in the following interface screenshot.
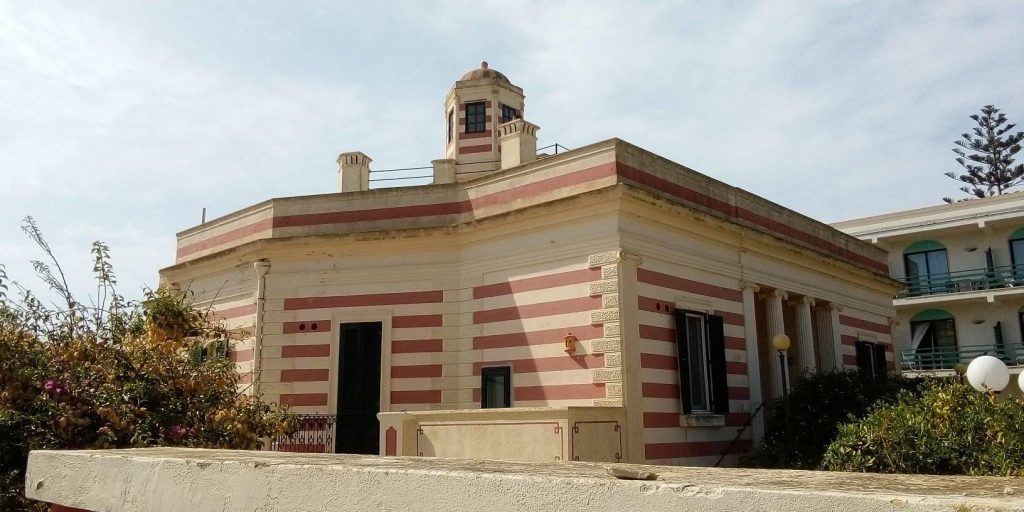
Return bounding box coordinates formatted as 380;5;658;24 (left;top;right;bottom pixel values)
839;309;895;370
633;260;752;466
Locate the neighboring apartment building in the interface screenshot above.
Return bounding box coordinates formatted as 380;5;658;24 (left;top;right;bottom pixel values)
834;193;1024;376
160;63;898;466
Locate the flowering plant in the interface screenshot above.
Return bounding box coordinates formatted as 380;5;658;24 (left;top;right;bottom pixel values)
0;218;293;511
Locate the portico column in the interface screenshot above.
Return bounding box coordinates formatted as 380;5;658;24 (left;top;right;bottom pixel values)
794;296;816;375
763;289;787;398
830;304;845;370
813;303;838;371
741;281;764;445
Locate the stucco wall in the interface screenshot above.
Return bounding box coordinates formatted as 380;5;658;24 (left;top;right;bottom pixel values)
26;449;1024;512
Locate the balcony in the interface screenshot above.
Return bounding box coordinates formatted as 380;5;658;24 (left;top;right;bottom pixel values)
898;264;1024;298
899;343;1024;372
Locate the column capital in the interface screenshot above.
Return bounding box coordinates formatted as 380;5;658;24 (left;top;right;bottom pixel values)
617;250;643;265
829;303;843;313
740;281;760;292
800;296;815;307
760;289;787;301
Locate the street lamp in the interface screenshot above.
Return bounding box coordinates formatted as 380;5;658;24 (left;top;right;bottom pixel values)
772;334;791;398
965;355;1010;393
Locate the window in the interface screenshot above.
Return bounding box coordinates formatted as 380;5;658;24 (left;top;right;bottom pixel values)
190;338;229;363
903;240;949;295
447;109;454;144
855;341;887;379
1009;228;1024;283
674;310;728;414
465;102;486;133
481;366;511;408
907;309;958;370
500;104;519;123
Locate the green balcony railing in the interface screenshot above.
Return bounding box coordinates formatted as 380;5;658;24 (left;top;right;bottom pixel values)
899;343;1024;371
899;264;1024;298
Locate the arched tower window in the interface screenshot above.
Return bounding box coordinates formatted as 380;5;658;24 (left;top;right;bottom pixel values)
903;240;949;296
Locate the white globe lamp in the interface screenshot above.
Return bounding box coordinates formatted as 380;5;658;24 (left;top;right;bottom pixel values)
1018;369;1024;393
965;355;1010;392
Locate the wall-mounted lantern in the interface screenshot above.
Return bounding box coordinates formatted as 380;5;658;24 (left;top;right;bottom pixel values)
563;332;579;353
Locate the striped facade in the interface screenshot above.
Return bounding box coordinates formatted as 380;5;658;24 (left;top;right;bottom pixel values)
162;74;898;466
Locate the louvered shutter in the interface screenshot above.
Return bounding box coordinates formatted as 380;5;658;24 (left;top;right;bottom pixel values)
673;310;693;414
872;343;887;379
707;315;729;414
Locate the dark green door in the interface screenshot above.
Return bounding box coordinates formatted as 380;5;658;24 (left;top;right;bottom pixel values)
335;322;382;454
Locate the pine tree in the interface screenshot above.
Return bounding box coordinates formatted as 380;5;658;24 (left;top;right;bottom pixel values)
943;105;1024;203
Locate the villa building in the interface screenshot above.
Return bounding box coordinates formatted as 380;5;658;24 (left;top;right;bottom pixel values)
835;194;1024;377
159;63;898;466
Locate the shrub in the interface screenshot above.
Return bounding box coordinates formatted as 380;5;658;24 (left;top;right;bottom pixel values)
823;379;1024;476
0;218;294;511
741;370;920;470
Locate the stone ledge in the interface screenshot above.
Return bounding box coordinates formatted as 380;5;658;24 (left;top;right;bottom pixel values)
26;448;1023;512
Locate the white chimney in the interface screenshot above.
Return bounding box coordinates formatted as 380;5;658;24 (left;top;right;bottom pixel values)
431;159;456;184
337;152;372;192
497;119;539;170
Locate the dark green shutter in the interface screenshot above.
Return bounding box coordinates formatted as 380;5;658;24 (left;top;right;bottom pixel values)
673;310;692;414
872;344;887;380
856;341;877;378
707;315;729;414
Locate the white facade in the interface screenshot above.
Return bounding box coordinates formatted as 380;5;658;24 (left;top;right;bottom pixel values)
834;193;1024;376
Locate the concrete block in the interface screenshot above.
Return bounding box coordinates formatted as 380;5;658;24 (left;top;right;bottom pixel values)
588;280;618;295
603;323;621;337
588;251;619;267
591;309;620;324
601;265;618;279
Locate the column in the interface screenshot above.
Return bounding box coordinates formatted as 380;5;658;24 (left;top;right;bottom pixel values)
829;304;845;370
794;297;816;374
813;303;838;371
763;289;787;398
741;282;765;446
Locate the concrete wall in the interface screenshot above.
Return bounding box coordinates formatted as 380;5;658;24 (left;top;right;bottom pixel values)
26;448;1024;512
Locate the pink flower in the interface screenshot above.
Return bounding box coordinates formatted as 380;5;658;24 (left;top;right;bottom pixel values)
168;425;187;439
43;379;65;395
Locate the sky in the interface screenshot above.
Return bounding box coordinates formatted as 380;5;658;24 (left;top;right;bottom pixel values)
1;1;1023;305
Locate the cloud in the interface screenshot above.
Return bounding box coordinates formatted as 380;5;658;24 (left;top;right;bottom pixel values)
1;1;1023;302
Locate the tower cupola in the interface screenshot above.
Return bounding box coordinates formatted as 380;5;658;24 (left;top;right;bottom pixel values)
444;62;528;179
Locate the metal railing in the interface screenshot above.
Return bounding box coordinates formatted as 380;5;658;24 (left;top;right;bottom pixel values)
269;414;336;453
899;343;1024;371
899;264;1024;298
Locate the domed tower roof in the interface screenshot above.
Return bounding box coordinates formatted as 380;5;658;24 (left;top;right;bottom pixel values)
459;61;511;84
444;61;527;177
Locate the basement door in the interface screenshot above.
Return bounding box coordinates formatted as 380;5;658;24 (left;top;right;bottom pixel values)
335;322;382;455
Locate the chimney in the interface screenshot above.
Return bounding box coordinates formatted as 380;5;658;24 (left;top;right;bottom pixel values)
337;151;372;192
497;119;539;170
431;159;456;184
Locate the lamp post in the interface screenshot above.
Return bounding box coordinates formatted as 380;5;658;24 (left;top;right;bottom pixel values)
772;334;791;398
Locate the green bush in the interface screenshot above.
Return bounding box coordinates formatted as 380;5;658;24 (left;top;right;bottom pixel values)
823;379;1024;476
741;370;920;470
